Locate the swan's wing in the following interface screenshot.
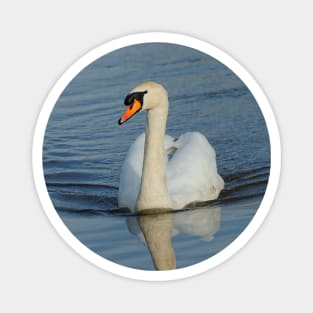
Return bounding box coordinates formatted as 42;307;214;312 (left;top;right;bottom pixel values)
117;133;144;210
118;133;175;211
118;131;223;210
166;132;224;209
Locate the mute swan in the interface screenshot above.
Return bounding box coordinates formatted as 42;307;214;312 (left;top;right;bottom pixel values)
118;82;224;211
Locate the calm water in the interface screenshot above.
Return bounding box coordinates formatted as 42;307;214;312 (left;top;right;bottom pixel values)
43;43;270;270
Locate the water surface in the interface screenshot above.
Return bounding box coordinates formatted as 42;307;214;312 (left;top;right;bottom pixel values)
43;43;270;270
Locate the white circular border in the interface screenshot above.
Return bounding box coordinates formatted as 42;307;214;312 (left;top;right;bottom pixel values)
32;32;281;281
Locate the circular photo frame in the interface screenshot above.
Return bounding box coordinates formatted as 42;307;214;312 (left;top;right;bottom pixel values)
33;32;280;281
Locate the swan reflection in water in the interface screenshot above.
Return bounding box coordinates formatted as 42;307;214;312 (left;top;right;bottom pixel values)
126;205;221;270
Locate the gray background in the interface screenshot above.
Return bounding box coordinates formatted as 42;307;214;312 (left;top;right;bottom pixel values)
1;1;312;312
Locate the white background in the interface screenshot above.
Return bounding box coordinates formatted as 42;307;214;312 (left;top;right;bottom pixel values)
1;1;312;312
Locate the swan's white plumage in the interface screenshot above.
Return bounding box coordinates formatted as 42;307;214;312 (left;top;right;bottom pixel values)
117;81;224;212
118;132;224;211
166;132;224;209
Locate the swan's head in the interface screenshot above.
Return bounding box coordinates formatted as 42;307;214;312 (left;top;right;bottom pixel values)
118;81;168;125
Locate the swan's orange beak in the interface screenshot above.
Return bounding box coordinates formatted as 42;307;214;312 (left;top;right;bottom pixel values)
118;99;142;125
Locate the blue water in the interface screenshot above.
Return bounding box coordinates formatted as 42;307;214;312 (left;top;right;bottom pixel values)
43;43;270;270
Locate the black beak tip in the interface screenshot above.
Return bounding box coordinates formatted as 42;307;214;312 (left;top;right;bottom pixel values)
118;118;122;125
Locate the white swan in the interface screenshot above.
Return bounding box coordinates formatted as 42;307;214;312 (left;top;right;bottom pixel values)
118;82;224;211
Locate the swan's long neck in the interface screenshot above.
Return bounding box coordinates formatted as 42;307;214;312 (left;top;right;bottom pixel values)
136;104;172;211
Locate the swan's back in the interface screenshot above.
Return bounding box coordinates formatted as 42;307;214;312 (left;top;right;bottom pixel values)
118;132;224;211
167;132;224;209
